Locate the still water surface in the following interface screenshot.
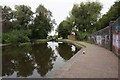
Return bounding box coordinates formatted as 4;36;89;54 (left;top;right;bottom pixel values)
2;42;81;78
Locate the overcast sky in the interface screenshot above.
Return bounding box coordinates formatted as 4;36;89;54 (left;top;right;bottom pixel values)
0;0;116;35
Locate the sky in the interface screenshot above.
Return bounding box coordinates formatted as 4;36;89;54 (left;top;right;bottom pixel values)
0;0;116;35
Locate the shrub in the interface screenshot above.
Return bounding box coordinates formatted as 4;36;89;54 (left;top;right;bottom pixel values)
2;30;31;44
76;32;89;41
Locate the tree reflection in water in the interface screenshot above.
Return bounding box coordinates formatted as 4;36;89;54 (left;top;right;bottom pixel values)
2;45;34;77
31;43;56;77
2;42;81;78
57;43;80;61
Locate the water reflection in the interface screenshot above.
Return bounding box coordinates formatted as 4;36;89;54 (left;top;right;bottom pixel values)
31;43;56;77
2;42;81;78
57;43;80;61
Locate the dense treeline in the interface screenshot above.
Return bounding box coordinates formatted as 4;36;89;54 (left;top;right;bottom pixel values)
95;1;120;30
57;1;103;40
2;5;55;44
57;0;120;40
1;0;119;43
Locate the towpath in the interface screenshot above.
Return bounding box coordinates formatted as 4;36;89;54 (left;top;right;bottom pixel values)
49;41;118;78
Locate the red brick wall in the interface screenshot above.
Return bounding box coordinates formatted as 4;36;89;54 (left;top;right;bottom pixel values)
67;35;76;39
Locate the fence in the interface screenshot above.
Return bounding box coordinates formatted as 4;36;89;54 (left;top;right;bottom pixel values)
89;17;120;57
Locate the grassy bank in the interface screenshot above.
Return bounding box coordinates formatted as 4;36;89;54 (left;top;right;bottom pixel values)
57;39;86;47
1;39;87;48
1;39;50;46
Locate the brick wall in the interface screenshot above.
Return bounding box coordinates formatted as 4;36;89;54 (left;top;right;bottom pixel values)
67;35;76;39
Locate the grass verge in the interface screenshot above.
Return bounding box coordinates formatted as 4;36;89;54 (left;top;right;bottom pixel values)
57;39;86;47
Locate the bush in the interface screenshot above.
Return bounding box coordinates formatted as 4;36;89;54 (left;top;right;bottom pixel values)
2;30;31;44
76;32;89;41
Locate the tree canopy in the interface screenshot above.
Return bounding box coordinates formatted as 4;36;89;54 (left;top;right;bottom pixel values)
57;20;71;38
57;1;103;39
2;0;120;43
2;4;55;44
71;1;102;33
31;4;55;39
2;6;13;32
57;0;120;40
95;0;120;30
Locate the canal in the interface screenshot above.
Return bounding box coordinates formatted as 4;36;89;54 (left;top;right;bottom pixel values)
2;41;81;78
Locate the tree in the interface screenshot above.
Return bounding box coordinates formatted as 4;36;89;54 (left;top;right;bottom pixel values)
57;1;102;39
57;20;72;39
2;5;33;44
13;5;33;30
2;6;13;32
95;0;120;30
71;1;102;33
31;4;55;39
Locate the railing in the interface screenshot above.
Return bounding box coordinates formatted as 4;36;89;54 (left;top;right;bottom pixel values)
89;17;120;57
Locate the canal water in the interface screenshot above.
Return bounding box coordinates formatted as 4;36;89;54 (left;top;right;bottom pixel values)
2;41;81;78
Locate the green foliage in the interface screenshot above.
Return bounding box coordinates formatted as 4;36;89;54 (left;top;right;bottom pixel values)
71;1;102;33
2;6;13;32
2;6;12;21
57;14;75;39
57;1;102;40
2;30;30;44
13;5;33;30
57;20;73;39
95;1;120;30
2;5;33;44
2;4;54;44
31;4;55;39
76;32;89;41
